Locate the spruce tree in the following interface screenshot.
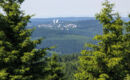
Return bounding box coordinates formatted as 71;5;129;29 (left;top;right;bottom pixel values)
0;0;47;80
75;0;129;80
123;14;130;79
45;54;64;80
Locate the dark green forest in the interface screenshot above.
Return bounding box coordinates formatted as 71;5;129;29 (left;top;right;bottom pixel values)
0;0;129;80
29;19;102;54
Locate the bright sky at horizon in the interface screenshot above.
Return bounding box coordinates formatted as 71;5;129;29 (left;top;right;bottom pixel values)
21;0;130;18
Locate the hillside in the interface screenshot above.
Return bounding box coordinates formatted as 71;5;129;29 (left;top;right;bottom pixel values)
27;17;102;54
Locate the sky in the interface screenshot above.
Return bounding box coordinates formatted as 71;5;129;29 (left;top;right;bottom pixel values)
21;0;130;18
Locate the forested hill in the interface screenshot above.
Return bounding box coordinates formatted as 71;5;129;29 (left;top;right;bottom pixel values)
26;17;102;54
27;17;128;54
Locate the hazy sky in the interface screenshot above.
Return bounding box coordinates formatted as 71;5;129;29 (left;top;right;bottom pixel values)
21;0;130;18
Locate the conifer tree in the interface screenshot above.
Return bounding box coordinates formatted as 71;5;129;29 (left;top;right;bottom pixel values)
75;0;129;80
45;54;64;80
0;0;48;80
124;74;130;80
123;14;130;79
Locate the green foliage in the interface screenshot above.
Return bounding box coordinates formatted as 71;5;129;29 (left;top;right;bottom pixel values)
0;0;48;80
124;15;130;74
45;54;64;80
75;0;130;80
59;53;79;80
124;74;130;80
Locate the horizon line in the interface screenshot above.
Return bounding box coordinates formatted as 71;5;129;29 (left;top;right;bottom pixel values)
31;16;128;19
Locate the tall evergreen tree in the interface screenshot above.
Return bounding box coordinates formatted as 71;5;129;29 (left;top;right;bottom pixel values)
123;14;130;79
45;54;64;80
75;0;129;80
0;0;48;80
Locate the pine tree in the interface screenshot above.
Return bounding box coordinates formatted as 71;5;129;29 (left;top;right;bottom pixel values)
75;0;129;80
123;14;130;79
45;54;64;80
0;0;48;80
124;74;130;80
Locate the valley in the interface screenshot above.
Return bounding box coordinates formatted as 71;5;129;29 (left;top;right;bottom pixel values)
27;17;103;54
